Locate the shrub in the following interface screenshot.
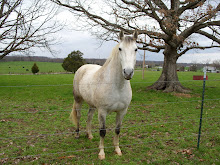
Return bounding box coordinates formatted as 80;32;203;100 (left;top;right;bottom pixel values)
62;50;84;73
32;63;39;74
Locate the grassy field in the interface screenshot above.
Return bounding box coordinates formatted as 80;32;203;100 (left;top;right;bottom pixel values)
0;61;65;74
0;70;219;164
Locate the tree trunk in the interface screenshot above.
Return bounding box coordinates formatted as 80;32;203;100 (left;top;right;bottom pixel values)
148;46;191;93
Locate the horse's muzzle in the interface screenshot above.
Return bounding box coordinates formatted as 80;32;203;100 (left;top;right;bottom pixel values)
123;68;134;80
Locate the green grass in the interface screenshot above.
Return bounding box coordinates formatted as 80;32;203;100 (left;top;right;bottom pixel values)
0;71;219;164
0;61;65;74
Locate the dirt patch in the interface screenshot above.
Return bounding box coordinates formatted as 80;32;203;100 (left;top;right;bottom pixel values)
172;93;193;98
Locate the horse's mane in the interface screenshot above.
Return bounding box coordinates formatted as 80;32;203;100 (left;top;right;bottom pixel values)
101;43;120;69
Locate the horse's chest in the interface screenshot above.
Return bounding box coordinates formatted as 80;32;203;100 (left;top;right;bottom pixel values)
99;86;132;111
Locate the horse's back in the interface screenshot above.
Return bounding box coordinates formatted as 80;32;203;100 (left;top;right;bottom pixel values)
73;64;101;104
74;64;101;81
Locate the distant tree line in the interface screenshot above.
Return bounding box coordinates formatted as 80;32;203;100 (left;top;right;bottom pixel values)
0;56;64;63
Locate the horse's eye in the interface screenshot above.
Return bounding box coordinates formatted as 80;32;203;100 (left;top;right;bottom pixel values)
119;48;122;51
135;48;138;51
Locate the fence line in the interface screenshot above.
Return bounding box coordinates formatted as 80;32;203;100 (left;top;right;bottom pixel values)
0;131;216;162
0;79;219;88
1;116;219;140
1;98;219;115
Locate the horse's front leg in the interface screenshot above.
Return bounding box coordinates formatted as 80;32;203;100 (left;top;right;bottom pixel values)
98;110;107;160
114;109;127;156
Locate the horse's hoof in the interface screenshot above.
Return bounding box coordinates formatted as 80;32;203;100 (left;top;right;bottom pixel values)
115;151;122;156
88;135;93;140
98;154;105;160
75;134;80;139
115;148;122;156
86;134;93;140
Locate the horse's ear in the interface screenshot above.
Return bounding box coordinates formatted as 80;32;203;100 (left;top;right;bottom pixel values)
119;31;124;40
133;30;138;41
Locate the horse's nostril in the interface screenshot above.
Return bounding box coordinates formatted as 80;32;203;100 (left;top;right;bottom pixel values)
123;68;134;78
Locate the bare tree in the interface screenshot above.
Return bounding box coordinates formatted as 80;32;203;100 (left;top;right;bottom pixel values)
53;0;220;92
0;0;62;60
212;59;220;69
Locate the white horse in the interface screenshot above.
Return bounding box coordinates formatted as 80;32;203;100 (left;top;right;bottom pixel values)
70;30;138;160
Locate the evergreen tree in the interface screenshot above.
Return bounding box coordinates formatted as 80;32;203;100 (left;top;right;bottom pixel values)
32;63;39;74
62;50;84;73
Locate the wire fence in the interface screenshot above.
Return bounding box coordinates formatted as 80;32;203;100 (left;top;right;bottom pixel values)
0;79;219;88
0;78;219;163
1;116;219;140
0;98;220;115
1;131;217;162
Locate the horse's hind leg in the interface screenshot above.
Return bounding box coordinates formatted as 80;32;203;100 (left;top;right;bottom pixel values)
70;100;82;138
114;109;127;156
86;106;95;139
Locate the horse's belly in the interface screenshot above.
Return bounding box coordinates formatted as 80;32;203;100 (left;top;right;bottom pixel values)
75;64;101;105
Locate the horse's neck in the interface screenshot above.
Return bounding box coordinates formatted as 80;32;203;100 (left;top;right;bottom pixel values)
99;45;125;85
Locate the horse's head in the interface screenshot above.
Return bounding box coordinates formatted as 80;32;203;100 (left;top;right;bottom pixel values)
118;30;138;80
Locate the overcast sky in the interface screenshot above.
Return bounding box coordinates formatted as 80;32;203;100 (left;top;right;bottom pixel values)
31;6;220;64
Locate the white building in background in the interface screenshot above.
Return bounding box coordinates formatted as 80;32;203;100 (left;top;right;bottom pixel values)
205;66;219;73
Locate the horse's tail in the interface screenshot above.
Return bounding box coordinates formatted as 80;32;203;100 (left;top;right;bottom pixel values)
70;101;78;126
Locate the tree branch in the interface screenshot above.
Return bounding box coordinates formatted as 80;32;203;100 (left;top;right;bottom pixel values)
137;40;165;52
195;30;220;44
179;2;220;41
52;0;220;57
181;20;220;40
138;46;161;52
152;0;168;10
178;45;220;57
0;0;62;59
177;0;206;16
